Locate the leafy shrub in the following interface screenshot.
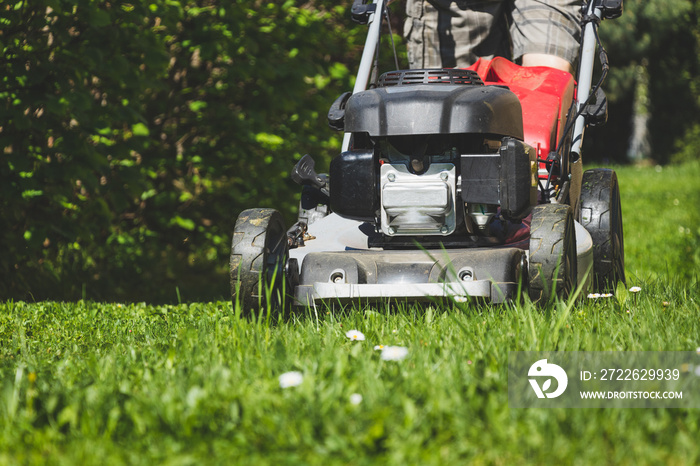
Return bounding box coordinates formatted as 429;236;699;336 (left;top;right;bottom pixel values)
0;1;360;302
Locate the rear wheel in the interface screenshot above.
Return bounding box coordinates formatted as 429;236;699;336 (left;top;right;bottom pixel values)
528;204;577;304
230;208;291;316
580;169;625;291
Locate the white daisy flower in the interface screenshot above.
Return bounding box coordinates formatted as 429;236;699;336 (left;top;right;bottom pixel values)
373;345;385;351
279;371;303;388
629;286;642;293
380;346;409;361
345;330;365;341
587;293;601;299
349;393;363;405
601;293;614;298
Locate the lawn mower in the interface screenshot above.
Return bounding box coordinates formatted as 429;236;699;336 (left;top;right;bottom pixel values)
230;0;626;313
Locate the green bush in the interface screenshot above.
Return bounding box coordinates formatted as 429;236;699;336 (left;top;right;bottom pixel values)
0;1;363;302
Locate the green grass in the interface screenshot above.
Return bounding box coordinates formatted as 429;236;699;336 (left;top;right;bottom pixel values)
1;162;699;465
620;160;700;282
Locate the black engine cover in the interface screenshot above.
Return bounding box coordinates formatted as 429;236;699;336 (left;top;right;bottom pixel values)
460;137;537;221
329;149;378;222
344;84;523;139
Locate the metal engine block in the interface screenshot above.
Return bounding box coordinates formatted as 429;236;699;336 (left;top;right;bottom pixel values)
380;163;457;236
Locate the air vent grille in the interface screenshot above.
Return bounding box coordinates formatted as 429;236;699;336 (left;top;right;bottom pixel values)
378;69;484;87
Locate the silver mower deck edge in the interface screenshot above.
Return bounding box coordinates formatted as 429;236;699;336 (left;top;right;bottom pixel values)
289;212;592;305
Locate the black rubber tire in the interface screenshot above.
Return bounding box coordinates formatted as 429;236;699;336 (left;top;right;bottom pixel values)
580;169;625;292
528;204;578;304
230;208;289;316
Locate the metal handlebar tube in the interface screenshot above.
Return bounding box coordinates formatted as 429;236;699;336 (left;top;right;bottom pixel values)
342;0;386;152
571;1;603;157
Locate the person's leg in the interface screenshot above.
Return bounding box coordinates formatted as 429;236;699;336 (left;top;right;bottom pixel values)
405;0;442;68
521;52;573;73
511;0;581;73
405;0;510;69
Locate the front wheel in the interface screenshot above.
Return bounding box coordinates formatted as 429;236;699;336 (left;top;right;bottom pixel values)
230;208;291;316
528;204;578;304
580;169;625;292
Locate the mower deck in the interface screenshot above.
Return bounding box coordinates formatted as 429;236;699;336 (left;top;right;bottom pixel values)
289;213;592;305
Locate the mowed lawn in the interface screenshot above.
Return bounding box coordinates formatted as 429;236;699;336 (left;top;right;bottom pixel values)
1;161;698;465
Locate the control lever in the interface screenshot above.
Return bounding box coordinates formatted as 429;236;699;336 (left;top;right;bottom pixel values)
351;0;377;24
291;154;329;196
287;221;308;249
582;87;608;127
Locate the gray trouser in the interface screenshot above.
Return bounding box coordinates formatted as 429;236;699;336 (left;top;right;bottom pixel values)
405;0;582;69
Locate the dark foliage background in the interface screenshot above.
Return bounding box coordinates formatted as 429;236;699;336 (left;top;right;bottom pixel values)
584;0;700;164
1;0;698;302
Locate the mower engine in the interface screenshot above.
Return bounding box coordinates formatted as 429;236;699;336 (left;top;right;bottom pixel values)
329;69;538;242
